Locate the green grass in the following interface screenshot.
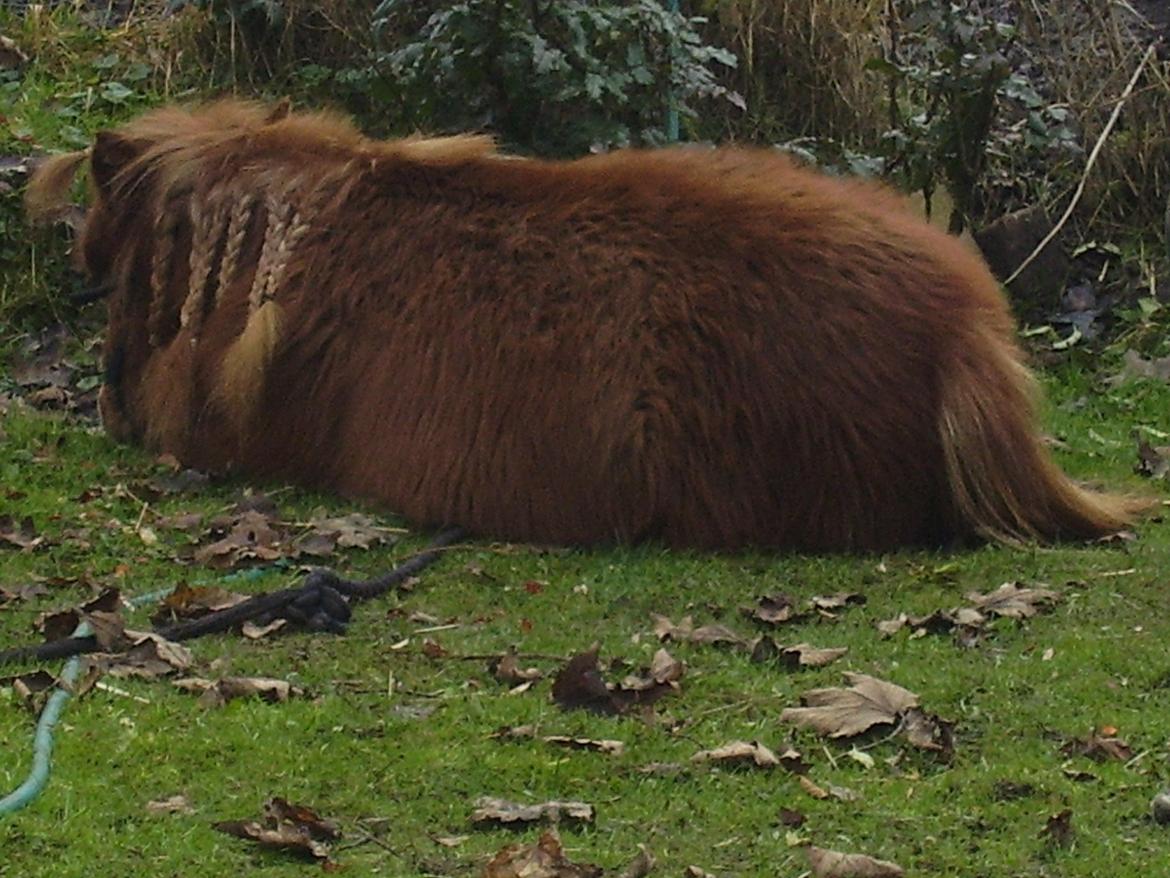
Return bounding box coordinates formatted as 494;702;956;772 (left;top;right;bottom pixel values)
1;360;1168;876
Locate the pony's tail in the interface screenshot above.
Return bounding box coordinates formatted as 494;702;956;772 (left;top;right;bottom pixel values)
940;325;1150;543
24;150;89;224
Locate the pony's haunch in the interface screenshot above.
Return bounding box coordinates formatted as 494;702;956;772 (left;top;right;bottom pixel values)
25;99;1147;552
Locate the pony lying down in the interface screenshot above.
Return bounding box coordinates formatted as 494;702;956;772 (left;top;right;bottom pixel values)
26;100;1143;552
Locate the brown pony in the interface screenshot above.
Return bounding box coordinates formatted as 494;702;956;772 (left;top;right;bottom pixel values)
25;100;1143;552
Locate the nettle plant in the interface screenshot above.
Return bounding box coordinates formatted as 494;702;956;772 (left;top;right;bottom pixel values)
869;0;1079;230
372;0;742;155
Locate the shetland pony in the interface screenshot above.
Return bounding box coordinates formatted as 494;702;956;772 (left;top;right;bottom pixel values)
25;100;1142;552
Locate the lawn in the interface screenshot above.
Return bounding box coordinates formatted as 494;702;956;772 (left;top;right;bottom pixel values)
1;324;1168;878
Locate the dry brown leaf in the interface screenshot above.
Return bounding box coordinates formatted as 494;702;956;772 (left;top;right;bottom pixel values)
799;775;830;799
542;735;625;756
900;707;955;757
492;650;543;684
1061;732;1134;762
483;829;602;878
174;675;302;708
1040;809;1074;848
0;581;48;606
808;846;903;877
0;514;45;551
145;794;195;816
1113;349;1170;385
875;613;911;637
966;582;1059;619
650;613;747;647
1136;436;1170;479
241;618;287;639
295;511;396;556
80;608;131;652
92;632;193;679
691;740;781;769
810;592;866;612
551;647;616;714
781;673;919;738
782;643;849;669
0;670;57;712
151;582;248;625
616;844;656;878
214;796;339;862
552;647;681;715
471;797;595;828
193;508;285;568
746;593;805;625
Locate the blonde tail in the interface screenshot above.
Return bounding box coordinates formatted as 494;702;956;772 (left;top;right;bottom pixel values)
940;326;1148;543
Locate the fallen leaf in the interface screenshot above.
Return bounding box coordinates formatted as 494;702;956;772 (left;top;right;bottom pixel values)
82;608;131;652
551;647;616;714
1135;437;1170;480
145;794;195;816
1061;732;1133;762
541;735;625;755
875;614;911;637
778;808;805;827
780;643;849;669
1040;808;1074;848
193;509;285;568
0;582;49;606
966;582;1059;619
1111;349;1170;385
746;593;806;625
650;613;747;647
636;762;685;777
38;588;122;641
807;845;904;877
827;783;861;802
0;514;44;550
781;673;919;738
471;797;595;828
174;676;302;708
691;740;781;769
900;707;955;757
151;582;248;625
483;829;602;878
27;386;71;409
492;650;543;685
295;510;396;556
616;844;656;878
810;592;867;612
241;618;287;639
213;796;339;862
0;670;57;712
799;775;829;799
91;632;193;679
846;747;875;770
552;647;681;715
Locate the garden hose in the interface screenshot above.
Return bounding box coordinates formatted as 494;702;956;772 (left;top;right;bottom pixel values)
0;528;463;817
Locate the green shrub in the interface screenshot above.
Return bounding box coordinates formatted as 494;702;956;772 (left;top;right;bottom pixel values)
370;0;742;154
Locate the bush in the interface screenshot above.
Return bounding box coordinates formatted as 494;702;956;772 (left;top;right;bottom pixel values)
370;0;742;154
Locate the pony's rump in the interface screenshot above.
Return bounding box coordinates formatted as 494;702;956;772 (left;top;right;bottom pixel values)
27;99;1145;552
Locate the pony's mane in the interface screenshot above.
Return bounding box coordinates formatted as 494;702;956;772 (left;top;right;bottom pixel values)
82;101;497;424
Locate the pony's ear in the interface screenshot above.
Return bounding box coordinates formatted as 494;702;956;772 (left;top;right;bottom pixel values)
90;130;143;196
